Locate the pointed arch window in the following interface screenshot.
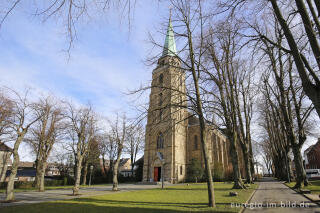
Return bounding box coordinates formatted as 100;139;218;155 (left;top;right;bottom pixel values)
159;109;163;121
157;132;164;149
159;93;163;106
194;135;198;150
159;74;164;86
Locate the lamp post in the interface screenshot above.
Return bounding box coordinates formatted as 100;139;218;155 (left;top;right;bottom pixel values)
161;163;164;189
157;152;165;189
89;165;94;186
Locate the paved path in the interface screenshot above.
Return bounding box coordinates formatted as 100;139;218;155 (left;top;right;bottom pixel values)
0;184;162;207
244;177;320;212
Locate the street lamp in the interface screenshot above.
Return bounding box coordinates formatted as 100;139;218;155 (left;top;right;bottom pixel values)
89;165;94;186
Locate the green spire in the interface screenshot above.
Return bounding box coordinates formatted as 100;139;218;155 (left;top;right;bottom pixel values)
162;16;177;57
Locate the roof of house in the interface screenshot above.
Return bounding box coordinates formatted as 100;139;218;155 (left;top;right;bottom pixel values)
6;168;36;177
100;158;131;167
120;158;130;166
304;145;314;155
18;161;35;168
0;142;13;152
305;138;320;155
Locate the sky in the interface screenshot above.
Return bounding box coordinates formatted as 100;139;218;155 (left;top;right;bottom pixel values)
0;1;171;115
0;1;170;161
0;1;318;164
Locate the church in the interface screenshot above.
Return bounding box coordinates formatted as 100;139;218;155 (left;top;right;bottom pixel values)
142;18;245;183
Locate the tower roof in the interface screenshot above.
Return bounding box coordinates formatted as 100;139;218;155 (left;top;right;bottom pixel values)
162;17;177;57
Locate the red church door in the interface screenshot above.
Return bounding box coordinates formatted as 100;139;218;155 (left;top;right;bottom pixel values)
154;167;161;181
154;167;159;181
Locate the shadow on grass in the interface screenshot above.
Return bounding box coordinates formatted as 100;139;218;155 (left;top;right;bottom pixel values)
1;202;237;213
162;188;207;191
162;187;238;192
74;197;234;207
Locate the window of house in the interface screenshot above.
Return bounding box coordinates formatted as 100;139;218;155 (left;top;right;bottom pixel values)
157;132;164;149
180;165;183;175
194;135;198;150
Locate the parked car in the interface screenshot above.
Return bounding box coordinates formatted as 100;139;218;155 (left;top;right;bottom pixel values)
306;169;320;180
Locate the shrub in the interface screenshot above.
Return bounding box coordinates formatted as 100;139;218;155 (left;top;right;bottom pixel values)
187;158;204;183
213;163;225;181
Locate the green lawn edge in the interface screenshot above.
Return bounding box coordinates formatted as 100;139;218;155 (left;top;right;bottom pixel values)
284;180;320;194
1;182;258;213
0;183;112;193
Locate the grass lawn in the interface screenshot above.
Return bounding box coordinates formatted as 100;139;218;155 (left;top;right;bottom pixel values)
1;183;257;213
0;184;111;193
285;180;320;194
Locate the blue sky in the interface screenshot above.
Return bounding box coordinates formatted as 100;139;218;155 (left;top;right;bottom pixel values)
0;1;171;160
1;1;318;162
0;1;170;117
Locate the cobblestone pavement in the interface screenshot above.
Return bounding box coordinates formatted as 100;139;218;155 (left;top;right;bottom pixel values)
243;177;320;213
0;184;162;207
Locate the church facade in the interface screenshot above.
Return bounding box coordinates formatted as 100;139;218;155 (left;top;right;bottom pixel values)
142;18;244;183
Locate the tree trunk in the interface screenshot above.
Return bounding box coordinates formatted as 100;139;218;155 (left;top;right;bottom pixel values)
6;133;26;201
270;0;320;118
73;157;82;195
108;160;114;182
229;132;245;189
248;139;255;179
243;146;253;184
294;0;320;70
285;152;291;182
82;161;88;185
131;154;134;177
315;0;320;17
112;158;120;191
187;19;215;207
6;151;19;201
0;153;11;182
292;144;308;189
199;125;215;207
38;162;47;192
35;159;42;190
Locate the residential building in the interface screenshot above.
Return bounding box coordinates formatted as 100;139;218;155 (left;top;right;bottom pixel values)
305;138;320;169
0;142;12;182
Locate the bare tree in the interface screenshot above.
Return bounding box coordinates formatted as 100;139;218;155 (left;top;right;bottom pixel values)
0;91;14;182
4;89;43;201
202;20;248;189
81;136;100;185
259;28;313;188
65;103;98;195
0;0;136;53
219;0;320;120
168;0;216;206
258;140;273;175
99;129;118;181
125;123;144;176
259;76;292;182
108;113;128;191
26;95;65;192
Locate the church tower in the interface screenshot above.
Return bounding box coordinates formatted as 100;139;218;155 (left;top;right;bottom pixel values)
143;17;188;183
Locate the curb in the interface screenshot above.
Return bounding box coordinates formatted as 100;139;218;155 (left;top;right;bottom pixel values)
239;183;259;213
282;182;320;207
